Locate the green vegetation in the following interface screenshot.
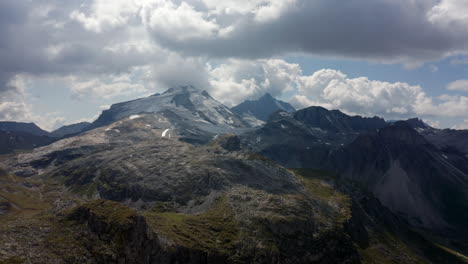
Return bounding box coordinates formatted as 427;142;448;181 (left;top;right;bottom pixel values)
145;197;239;256
436;244;468;263
292;168;351;225
0;257;24;264
76;199;137;226
0;173;50;216
358;232;427;264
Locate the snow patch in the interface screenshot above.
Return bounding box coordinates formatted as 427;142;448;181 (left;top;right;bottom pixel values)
129;115;141;120
442;154;448;160
145;124;152;128
281;124;287;129
162;129;170;137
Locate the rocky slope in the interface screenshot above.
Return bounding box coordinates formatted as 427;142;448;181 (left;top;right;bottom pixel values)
332;122;468;239
0;117;362;263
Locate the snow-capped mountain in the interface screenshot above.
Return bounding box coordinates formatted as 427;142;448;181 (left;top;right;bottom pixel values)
85;86;258;141
231;93;296;122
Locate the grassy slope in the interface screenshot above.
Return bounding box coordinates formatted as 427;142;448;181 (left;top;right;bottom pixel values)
145;197;239;257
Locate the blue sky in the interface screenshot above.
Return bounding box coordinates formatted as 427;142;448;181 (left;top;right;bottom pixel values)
1;0;468;130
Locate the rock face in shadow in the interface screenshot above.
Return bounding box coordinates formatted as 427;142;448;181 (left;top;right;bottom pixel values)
0;130;55;155
242;107;386;168
333;122;468;234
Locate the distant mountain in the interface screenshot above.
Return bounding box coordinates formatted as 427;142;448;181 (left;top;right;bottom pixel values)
85;86;257;143
406;118;468;156
333;121;468;234
0;130;55;155
231;93;296;122
51;122;91;138
0;121;49;136
294;106;386;134
242;106;387;168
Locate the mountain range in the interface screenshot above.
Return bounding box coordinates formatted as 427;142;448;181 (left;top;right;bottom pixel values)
0;86;467;264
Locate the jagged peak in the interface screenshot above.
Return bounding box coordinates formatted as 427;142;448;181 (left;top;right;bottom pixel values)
405;118;430;129
259;92;274;100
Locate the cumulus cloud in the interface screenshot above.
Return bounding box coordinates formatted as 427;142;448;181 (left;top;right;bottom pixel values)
141;1;221;41
427;0;468;26
290;68;468;120
294;69;427;118
200;60;468;122
208;59;301;106
447;80;468;92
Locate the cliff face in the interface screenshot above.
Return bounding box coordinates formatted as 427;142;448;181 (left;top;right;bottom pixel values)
67;200;158;264
63;198;360;264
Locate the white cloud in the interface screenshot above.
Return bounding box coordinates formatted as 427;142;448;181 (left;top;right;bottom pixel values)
70;0;141;32
447;80;468;92
142;1;221;41
427;0;468;26
453;119;468;130
295;69;426;118
290;69;468;121
69;74;148;99
208;59;301;106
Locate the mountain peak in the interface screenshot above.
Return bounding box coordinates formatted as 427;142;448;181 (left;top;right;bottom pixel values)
163;85;200;95
260;92;274;100
405;118;430;129
232;93;296;121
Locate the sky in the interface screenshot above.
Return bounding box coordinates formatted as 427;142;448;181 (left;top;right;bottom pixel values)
0;0;468;131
